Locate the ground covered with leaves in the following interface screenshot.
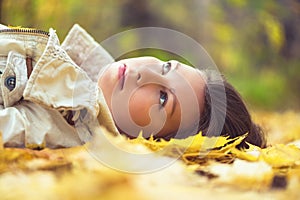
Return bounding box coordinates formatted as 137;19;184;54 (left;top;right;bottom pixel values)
1;111;300;200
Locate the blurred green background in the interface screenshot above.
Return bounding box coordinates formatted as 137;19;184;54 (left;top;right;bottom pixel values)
0;0;299;111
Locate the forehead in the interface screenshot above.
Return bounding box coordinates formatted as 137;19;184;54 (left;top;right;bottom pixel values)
173;63;206;118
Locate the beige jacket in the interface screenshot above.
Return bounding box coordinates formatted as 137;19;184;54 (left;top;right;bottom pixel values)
0;24;118;148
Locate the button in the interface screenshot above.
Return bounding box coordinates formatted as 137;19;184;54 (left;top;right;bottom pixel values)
5;76;16;91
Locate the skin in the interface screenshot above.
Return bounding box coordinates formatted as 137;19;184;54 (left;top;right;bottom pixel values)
98;57;206;139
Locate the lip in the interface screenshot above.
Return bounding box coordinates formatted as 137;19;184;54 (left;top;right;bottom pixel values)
118;63;127;89
118;63;127;79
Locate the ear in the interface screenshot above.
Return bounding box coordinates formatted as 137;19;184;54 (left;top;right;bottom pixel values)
61;24;114;82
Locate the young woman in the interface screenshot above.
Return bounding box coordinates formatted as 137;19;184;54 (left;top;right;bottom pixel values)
98;57;266;148
0;24;265;148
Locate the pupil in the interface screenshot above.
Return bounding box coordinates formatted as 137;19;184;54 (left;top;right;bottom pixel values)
160;91;167;106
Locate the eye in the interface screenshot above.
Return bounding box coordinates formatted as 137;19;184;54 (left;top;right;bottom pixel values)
159;90;168;107
162;62;171;75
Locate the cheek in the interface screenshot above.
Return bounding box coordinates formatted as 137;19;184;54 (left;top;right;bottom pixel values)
98;70;115;105
127;85;174;138
129;90;152;127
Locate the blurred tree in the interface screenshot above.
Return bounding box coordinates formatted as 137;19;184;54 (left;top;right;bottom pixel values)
0;0;2;21
120;0;156;27
0;0;299;110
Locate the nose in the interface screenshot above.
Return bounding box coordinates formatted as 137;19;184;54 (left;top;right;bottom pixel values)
135;67;168;87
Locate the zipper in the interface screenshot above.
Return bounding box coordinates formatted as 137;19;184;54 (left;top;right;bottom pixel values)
0;28;49;37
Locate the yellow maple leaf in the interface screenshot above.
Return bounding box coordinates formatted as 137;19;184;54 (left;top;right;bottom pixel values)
230;143;262;162
0;132;3;150
260;144;300;168
128;132;247;160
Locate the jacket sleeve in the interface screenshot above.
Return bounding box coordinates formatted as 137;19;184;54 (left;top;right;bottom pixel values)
22;28;119;143
0;106;26;147
0;43;82;148
1;101;84;148
1;26;118;148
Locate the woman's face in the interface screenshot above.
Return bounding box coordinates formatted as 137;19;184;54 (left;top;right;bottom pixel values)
98;57;206;139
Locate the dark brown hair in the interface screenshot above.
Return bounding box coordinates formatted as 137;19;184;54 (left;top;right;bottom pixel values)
198;72;266;148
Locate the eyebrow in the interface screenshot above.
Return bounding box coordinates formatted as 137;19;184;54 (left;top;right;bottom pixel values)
169;89;177;117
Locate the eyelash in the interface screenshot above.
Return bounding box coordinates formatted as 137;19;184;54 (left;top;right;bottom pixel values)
159;90;168;107
162;62;171;75
159;62;171;108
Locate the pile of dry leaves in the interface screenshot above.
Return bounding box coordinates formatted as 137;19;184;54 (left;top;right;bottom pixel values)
0;111;300;200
